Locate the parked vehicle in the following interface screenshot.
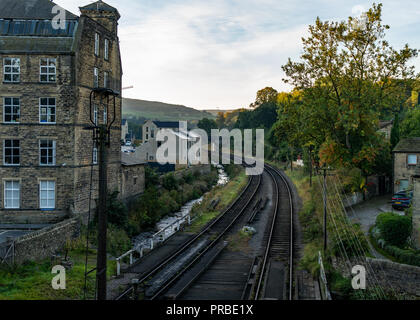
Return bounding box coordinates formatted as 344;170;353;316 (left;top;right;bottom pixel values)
391;190;413;210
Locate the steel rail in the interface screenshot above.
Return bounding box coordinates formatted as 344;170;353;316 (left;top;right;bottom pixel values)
115;167;260;300
254;164;294;300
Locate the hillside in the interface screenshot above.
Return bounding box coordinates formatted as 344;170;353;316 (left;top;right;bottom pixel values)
123;98;215;121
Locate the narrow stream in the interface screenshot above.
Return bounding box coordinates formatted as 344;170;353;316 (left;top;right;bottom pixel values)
132;165;229;250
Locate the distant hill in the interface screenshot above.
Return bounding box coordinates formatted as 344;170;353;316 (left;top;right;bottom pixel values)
123;98;216;121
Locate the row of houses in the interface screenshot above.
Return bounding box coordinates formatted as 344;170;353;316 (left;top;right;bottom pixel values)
0;0;145;225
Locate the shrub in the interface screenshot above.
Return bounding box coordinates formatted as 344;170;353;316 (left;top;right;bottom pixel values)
162;173;178;191
106;191;128;229
106;224;131;257
376;212;412;248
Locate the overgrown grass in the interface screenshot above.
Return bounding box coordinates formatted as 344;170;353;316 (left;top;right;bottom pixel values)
186;168;248;233
0;244;116;300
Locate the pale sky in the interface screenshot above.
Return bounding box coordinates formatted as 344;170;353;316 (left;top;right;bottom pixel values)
55;0;420;110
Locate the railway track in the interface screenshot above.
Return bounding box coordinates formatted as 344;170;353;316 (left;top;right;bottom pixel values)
253;164;295;300
115;169;262;300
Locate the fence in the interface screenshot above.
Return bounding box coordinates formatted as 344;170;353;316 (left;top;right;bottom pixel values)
0;240;14;266
116;210;192;276
318;251;332;300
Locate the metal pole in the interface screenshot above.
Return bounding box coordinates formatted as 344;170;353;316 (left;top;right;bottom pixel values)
96;125;108;300
323;168;327;252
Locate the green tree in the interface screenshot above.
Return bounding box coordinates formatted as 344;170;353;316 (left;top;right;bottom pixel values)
251;87;278;108
280;4;417;174
197;118;218;140
400;107;420;138
390;113;400;150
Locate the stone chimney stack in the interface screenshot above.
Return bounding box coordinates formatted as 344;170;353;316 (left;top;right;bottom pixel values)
412;164;420;249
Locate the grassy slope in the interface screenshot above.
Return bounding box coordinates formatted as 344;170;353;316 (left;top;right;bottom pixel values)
186;169;248;233
0;247;116;300
123;98;216;121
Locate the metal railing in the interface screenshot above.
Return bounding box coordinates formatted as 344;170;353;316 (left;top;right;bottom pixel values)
116;212;192;276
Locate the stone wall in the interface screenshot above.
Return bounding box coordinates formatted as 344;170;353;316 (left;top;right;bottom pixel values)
413;176;420;249
393;152;419;193
332;257;420;297
13;217;80;265
121;164;145;202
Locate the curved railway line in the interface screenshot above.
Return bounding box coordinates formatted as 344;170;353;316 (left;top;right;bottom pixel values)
115;163;299;301
115;169;262;300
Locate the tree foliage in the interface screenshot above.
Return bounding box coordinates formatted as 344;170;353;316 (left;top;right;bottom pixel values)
376;212;412;248
278;3;417;174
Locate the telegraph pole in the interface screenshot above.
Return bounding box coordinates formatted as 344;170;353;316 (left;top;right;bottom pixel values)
96;124;108;300
319;166;334;252
87;88;118;300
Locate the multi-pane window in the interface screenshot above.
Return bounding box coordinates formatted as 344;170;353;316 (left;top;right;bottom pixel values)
39;98;56;123
408;154;417;166
3;97;20;123
39;140;56;165
3;58;20;82
94;67;99;87
93;104;98;125
39;180;55;209
3;140;20;165
104;39;109;60
40;58;56;82
104;71;109;88
93;147;98;165
4;181;20;209
95;33;100;56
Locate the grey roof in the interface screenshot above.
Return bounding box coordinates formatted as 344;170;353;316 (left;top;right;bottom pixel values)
393;137;420;153
80;1;120;18
0;19;78;37
0;0;78;20
121;153;146;166
152;121;180;129
0;36;74;53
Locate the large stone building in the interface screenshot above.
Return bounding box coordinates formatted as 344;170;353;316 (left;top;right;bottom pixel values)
392;137;420;193
0;0;139;224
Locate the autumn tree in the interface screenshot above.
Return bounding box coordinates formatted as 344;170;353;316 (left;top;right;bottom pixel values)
280;3;418;175
250;87;278;108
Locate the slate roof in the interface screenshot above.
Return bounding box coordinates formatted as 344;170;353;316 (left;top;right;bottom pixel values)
0;0;78;20
393;137;420;153
121;153;146;166
152;121;180;129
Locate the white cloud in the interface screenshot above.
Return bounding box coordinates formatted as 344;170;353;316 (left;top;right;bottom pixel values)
54;0;420;109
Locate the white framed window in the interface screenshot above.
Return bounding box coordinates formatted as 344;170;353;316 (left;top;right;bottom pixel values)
3;58;20;83
399;179;409;191
3;97;20;123
93;104;98;125
39;98;56;123
95;33;100;56
93;147;98;165
104;39;109;60
407;154;417;166
104;71;109;88
39;180;55;209
4;180;20;209
103;106;107;124
39;140;56;166
94;67;99;87
40;58;56;82
3;140;20;166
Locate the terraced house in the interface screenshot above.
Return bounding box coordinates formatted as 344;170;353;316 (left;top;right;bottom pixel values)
0;0;125;224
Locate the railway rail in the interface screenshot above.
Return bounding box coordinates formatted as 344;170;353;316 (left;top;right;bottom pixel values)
253;164;295;300
115;169;262;300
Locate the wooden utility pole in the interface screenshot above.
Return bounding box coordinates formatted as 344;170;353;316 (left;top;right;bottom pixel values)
96;124;108;300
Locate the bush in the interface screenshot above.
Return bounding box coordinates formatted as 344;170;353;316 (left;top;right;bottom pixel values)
107;224;131;257
106;191;128;229
162;173;178;191
383;245;420;267
376;212;412;248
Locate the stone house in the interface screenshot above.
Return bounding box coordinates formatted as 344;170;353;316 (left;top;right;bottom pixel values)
137;120;202;169
121;119;129;143
378;120;393;141
392;137;420;193
0;0;142;225
121;153;145;203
